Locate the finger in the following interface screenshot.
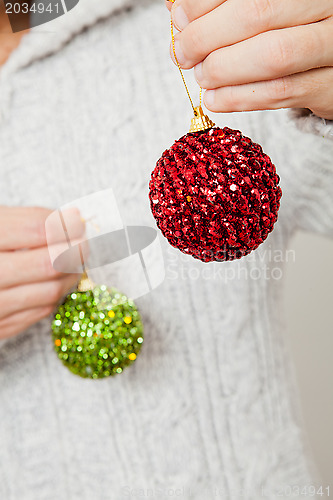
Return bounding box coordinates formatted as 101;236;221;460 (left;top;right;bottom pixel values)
0;206;85;251
171;0;224;30
194;22;333;89
0;306;54;340
171;0;333;68
203;67;333;114
0;274;79;319
0;237;89;289
46;238;90;274
204;77;298;112
165;0;173;13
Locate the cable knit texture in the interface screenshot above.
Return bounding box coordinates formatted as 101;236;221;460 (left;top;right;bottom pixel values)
0;1;333;499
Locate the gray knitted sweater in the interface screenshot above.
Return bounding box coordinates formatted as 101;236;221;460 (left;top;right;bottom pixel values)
0;1;333;499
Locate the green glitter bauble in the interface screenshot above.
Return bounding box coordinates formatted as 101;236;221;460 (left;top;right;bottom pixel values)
52;285;144;379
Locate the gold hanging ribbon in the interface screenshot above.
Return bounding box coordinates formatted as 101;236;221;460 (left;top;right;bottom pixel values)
169;1;215;132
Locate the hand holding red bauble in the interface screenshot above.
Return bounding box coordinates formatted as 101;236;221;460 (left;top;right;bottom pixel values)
149;16;282;263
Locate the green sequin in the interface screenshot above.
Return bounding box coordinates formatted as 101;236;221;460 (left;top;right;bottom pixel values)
52;286;144;379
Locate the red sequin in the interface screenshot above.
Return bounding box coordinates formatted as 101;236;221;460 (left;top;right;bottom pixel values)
149;127;282;262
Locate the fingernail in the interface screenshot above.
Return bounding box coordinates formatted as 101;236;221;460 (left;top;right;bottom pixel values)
173;6;189;30
194;63;203;84
204;90;215;108
62;207;83;226
174;40;186;65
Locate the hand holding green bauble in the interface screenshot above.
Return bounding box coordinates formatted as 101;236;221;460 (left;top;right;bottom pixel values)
52;272;144;379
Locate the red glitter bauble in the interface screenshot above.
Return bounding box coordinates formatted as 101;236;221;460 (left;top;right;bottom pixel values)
149;127;282;263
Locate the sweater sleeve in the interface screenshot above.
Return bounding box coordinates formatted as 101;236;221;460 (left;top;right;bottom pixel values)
289;108;333;141
285;109;333;238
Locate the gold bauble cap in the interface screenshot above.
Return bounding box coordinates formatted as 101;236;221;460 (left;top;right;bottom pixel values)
189;106;215;133
78;271;95;292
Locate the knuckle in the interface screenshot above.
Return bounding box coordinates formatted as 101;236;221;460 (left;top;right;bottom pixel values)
267;77;294;101
247;0;275;31
223;86;241;111
185;21;206;60
264;34;294;75
206;54;222;84
302;77;318;98
304;28;323;62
